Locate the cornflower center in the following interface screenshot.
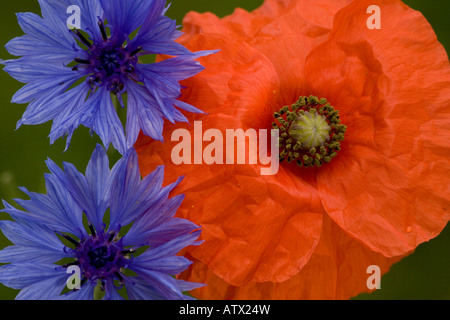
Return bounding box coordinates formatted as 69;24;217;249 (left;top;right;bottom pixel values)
272;96;347;168
70;20;142;94
60;224;134;289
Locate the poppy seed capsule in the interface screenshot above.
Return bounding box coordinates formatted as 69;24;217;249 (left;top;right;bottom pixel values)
273;96;347;168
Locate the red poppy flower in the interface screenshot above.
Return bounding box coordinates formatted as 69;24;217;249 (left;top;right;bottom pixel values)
135;0;450;299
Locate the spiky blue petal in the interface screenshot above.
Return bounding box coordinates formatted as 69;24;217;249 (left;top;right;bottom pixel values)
0;145;202;299
1;0;216;153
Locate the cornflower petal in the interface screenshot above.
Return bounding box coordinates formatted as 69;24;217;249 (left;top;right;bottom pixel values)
0;218;67;262
58;282;97;300
1;0;215;152
126;81;165;145
0;145;203;299
0;263;67;290
15;273;68;300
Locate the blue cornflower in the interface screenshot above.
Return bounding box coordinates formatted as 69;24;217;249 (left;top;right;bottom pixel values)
0;144;203;300
1;0;216;153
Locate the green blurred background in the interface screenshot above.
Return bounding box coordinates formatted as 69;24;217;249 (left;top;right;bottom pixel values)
0;0;448;300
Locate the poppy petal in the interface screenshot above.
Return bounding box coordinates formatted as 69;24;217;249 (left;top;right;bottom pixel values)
301;0;450;257
179;215;402;299
137;32;324;286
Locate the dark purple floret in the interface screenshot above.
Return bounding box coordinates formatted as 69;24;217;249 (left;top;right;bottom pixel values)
72;20;142;95
71;228;128;284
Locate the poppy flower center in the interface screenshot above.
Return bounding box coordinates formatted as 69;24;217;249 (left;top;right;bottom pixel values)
70;20;142;94
272;96;346;167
